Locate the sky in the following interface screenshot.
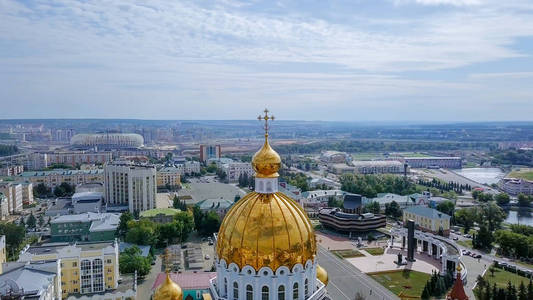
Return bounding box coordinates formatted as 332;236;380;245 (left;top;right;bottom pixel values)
1;0;533;122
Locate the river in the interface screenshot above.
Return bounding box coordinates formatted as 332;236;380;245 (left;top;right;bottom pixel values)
455;167;505;185
505;210;533;226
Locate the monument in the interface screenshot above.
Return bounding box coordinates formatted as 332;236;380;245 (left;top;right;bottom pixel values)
407;219;416;262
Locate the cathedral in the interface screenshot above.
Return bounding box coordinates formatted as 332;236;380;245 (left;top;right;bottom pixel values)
154;110;329;300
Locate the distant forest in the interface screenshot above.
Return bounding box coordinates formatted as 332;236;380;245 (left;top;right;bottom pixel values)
491;149;533;167
275;140;497;154
0;144;18;157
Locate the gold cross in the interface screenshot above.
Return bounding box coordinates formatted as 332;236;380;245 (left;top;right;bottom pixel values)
257;108;275;136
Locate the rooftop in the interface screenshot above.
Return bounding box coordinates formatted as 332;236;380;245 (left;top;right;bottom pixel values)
351;160;404;167
404;206;451;220
151;272;216;291
196;198;233;210
119;242;151;257
20;169;103;177
25;240;116;255
140;208;181;217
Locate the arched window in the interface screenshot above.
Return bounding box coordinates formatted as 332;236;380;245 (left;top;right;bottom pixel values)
304;279;309;297
246;285;253;300
293;282;299;299
278;285;285;300
262;286;269;300
233;282;239;300
224;278;228;296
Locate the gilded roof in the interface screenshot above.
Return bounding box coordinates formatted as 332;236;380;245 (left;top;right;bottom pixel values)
216;191;316;271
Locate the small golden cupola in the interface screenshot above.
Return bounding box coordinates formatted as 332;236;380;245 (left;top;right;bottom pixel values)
153;273;183;300
316;264;329;286
252;109;281;178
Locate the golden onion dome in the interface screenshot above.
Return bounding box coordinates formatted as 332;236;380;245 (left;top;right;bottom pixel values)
252;134;281;178
153;273;183;300
316;264;329;285
216;191;316;271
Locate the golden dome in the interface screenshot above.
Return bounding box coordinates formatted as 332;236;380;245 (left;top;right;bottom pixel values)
316;265;329;285
153;273;183;300
216;192;316;271
252;134;281;178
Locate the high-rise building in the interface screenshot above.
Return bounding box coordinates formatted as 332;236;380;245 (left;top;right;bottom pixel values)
104;162;157;213
199;144;221;163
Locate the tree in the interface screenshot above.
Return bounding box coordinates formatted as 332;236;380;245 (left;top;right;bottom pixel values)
367;233;376;243
455;208;476;234
327;196;343;208
27;212;36;228
118;211;133;237
364;201;380;214
481;202;506;232
473;224;493;251
495;193;511;205
385;201;402;219
518;193;532;207
234;195;241;203
119;245;151;277
34;183;51;198
0;223;26;260
200;211;221;236
436;200;455;217
519;281;527;300
125;219;158;246
38;214;44;227
490;266;495;277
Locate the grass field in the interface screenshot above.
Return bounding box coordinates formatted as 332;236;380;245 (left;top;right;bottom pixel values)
369;269;431;298
457;240;473;249
331;249;364;258
479;267;531;290
364;247;385;256
508;169;533;181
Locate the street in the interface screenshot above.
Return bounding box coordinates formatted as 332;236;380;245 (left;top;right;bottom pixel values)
318;246;399;300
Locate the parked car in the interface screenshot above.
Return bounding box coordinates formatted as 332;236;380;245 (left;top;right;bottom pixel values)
453;237;459;241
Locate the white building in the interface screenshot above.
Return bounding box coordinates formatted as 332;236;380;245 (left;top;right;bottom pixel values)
184;161;201;175
0;194;8;220
404;157;462;169
351;160;406;174
104;162;157;213
320;151;350;163
500;178;533;195
0;165;24;176
222;162;254;182
0;260;60;300
0;182;22;214
20;182;33;205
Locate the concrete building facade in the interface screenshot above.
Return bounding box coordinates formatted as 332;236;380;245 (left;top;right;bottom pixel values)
200;144;221;163
403;206;451;237
104;162;157;213
19;169;104;188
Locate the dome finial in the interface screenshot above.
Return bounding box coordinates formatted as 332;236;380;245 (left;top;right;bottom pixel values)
252;109;281;178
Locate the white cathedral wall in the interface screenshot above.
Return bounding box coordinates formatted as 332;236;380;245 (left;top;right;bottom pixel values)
215;258;317;300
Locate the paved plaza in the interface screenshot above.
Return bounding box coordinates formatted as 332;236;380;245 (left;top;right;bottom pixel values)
347;247;439;274
178;182;245;204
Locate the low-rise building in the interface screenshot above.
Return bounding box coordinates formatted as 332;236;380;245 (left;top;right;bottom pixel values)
18;241;120;298
184;161;201;175
403;206;451;237
19;169;104;188
50;212;120;242
0;235;6;274
195;198;233;218
351;160;406;174
364;193;414;210
46;151;113;167
72;192;103;214
301;189;346;209
320;151;350;164
500;178;533;195
157;167;182;188
404;157;462;169
0;260;61;299
0;194;8;221
140;208;181;223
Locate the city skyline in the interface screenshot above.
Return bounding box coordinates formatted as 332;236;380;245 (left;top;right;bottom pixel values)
1;0;533;121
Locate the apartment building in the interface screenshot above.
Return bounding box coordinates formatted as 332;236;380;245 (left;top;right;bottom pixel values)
21;182;33;205
0;165;23;176
19;169;104;188
0;194;8;220
104;162;156;213
157;167;182;188
0;182;23;214
500;178;533;196
404;157;462;169
18;241;120;298
50;212;119;242
222;162;254;182
46;151;113;167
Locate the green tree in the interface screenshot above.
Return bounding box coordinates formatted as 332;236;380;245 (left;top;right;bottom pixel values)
519;281;527;300
125;219;158;246
34;183;51;198
38;214;44;227
518;193;532;207
327;196;343;208
0;223;26;260
119;245;151;277
118;211;133;237
200;211;221;236
27;212;36;228
454;208;476;234
481;202;506;232
364;201;380;214
384;201;402;219
436;200;455;217
495;193;511;205
473;224;493;251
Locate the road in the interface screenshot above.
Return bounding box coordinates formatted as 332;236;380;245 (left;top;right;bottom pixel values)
318;246;398;300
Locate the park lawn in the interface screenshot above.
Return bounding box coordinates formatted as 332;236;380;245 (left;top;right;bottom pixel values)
480;268;531;290
457;240;473;249
400;152;431;158
351;153;384;160
369;269;431;298
508;169;533;181
364;247;385;256
331;249;364;258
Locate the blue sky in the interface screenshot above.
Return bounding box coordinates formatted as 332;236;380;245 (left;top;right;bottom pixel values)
1;0;533;121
